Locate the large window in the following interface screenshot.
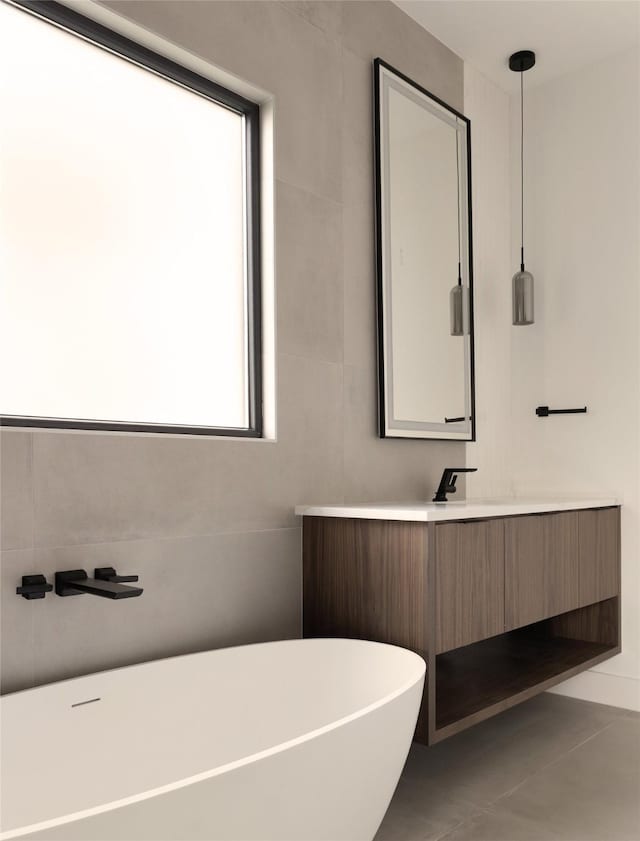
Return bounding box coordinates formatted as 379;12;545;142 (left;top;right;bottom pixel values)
0;0;262;436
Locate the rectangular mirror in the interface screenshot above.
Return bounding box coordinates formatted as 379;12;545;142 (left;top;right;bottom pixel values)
374;59;475;441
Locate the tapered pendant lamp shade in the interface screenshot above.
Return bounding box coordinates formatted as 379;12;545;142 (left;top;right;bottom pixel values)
450;125;467;336
450;280;466;336
512;268;534;325
510;50;536;326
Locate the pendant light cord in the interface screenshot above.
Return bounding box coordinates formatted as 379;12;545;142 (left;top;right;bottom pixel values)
520;69;525;271
456;123;462;285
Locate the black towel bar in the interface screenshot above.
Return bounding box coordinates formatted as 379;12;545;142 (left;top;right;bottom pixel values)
536;406;587;417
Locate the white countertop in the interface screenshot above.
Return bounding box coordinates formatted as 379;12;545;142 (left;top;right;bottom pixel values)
295;497;619;523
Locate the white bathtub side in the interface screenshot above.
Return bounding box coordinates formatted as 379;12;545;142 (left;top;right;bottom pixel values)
1;639;424;835
17;677;424;841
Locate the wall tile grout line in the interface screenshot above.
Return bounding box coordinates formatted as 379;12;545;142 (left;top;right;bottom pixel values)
278;349;344;368
0;524;304;555
275;172;344;209
276;1;344;49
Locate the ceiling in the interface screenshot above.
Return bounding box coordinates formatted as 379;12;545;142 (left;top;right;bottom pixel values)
393;1;640;93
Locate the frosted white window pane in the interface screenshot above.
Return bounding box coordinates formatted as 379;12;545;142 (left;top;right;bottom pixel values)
0;4;249;429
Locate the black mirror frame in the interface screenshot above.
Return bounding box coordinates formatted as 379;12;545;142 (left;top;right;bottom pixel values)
373;57;476;442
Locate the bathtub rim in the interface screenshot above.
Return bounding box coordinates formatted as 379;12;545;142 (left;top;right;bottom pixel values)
0;638;425;841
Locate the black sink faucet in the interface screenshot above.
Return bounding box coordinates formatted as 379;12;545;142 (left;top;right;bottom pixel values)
55;568;143;599
433;468;478;503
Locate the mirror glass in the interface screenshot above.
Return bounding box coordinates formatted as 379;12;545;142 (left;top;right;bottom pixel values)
375;60;475;440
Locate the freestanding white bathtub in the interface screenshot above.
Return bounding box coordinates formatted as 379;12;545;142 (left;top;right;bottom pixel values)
1;638;425;841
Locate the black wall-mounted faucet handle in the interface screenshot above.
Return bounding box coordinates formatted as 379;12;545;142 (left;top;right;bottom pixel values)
95;566;139;583
433;467;478;503
16;574;53;600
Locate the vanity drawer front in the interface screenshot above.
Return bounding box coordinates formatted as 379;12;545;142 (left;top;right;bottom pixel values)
577;507;620;606
435;520;505;654
505;512;580;631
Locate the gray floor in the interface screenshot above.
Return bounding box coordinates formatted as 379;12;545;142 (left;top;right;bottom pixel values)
376;693;640;841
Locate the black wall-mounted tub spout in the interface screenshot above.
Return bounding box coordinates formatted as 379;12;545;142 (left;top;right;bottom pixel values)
55;569;143;599
433;468;478;503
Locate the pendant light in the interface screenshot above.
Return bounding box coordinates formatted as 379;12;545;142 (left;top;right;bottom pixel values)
510;49;536;326
450;123;467;336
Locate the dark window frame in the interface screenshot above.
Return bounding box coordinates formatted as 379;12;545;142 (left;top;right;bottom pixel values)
1;0;263;438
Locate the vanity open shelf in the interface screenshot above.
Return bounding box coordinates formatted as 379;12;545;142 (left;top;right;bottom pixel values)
434;598;618;740
298;500;621;745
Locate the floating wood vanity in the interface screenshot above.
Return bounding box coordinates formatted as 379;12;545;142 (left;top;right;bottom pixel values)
296;499;621;745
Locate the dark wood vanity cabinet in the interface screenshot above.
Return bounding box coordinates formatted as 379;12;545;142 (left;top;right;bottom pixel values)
434;519;504;654
577;507;620;605
303;507;621;746
504;508;620;630
505;512;580;630
302;518;427;652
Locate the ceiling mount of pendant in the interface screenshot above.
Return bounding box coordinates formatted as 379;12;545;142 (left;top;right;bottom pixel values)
509;50;536;73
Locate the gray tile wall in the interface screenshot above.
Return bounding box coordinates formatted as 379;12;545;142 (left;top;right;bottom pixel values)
0;1;464;693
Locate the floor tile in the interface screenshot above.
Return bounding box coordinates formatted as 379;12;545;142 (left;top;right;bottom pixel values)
401;693;624;807
438;807;562;841
375;779;478;841
491;716;640;841
378;696;640;841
